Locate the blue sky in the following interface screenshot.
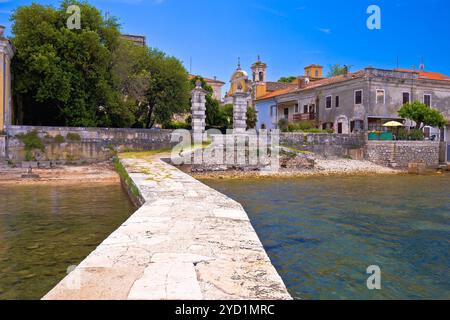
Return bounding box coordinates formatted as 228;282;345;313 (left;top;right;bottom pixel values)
1;0;449;92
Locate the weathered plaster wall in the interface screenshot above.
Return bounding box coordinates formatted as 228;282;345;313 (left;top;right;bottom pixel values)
5;125;175;162
0;135;6;159
366;141;440;168
280;133;366;159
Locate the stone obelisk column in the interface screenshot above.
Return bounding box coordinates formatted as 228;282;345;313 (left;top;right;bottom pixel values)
232;85;249;134
191;80;207;144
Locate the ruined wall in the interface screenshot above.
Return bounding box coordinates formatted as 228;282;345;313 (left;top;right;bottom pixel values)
5;125;175;162
365;141;440;168
280;133;366;159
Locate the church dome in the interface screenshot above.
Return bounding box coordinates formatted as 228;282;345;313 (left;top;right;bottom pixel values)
231;69;248;81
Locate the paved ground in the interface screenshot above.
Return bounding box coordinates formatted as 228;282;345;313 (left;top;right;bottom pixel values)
43;154;291;300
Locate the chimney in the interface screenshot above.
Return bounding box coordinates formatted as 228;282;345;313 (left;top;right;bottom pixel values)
297;76;308;89
0;25;5;37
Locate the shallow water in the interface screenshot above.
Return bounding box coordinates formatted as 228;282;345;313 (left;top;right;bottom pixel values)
203;174;450;300
0;183;135;300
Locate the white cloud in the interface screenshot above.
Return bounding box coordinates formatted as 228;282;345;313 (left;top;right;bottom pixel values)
252;4;285;17
318;28;331;34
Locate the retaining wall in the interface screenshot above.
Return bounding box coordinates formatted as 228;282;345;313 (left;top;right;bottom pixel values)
4;125;175;162
280;133;366;159
365;141;441;168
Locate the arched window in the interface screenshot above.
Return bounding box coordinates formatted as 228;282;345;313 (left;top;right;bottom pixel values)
259;71;264;82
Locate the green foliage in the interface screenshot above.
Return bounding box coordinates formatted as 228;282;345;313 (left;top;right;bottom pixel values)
113;157;140;197
278;76;296;83
287;121;315;132
17;130;44;152
408;128;425;141
66;132;81;141
398;101;447;129
278;119;289;132
327;64;350;77
246;106;257;129
397;127;409;140
11;1;190;128
17;130;44;161
54;134;65;143
164;121;191;130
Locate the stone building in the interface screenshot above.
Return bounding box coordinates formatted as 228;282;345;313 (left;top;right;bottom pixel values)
0;26;14;132
255;65;450;162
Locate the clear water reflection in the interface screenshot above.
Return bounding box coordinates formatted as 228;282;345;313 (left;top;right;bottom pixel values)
0;183;134;299
203;174;450;299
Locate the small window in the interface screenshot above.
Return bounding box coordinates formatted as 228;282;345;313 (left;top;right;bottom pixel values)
303;105;308;114
294;104;299;113
335;96;340;108
315;70;319;77
424;94;431;107
326;96;332;109
376;89;385;104
402;92;410;104
355;90;363;105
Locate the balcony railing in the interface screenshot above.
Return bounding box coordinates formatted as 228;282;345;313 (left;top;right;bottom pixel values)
293;113;317;121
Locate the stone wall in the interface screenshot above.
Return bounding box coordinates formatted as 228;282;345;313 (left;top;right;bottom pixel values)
5;125;175;162
280;133;366;159
365;141;440;168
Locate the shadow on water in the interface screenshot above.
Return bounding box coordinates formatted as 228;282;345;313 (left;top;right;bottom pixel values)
0;183;135;300
202;174;450;300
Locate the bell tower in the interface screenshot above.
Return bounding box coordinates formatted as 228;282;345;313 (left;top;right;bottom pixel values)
251;55;267;99
0;25;15;131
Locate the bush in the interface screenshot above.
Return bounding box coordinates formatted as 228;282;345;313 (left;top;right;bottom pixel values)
287;121;315;132
397;128;409;140
66;133;81;141
17;130;44;152
409;129;424;141
164;121;191;130
54;134;65;143
278;119;289;132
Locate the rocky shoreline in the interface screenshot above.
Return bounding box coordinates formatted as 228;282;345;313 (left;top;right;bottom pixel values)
0;162;119;185
189;158;403;180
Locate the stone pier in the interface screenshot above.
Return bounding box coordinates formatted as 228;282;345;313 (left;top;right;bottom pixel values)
43;153;291;300
233;89;249;134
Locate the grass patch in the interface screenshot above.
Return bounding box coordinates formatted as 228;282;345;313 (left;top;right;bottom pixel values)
119;147;174;159
113;157;141;198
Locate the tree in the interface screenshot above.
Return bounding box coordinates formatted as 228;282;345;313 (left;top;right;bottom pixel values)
398;101;447;129
327;64;350;77
246;106;257;129
11;0;190;129
140;50;190;128
278;76;296;83
11;1;122;127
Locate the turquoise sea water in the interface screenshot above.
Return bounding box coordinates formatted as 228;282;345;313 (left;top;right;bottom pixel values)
0;183;134;300
203;174;450;300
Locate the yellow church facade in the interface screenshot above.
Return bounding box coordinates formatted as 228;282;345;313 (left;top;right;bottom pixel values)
0;26;14;132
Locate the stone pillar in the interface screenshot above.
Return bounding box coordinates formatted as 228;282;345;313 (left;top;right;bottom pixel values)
191;80;207;143
233;87;249;134
0;25;15;132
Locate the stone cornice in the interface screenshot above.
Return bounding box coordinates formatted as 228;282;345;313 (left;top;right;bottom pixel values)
0;39;15;59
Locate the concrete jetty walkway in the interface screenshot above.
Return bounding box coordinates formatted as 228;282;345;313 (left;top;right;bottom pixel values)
43;154;291;300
